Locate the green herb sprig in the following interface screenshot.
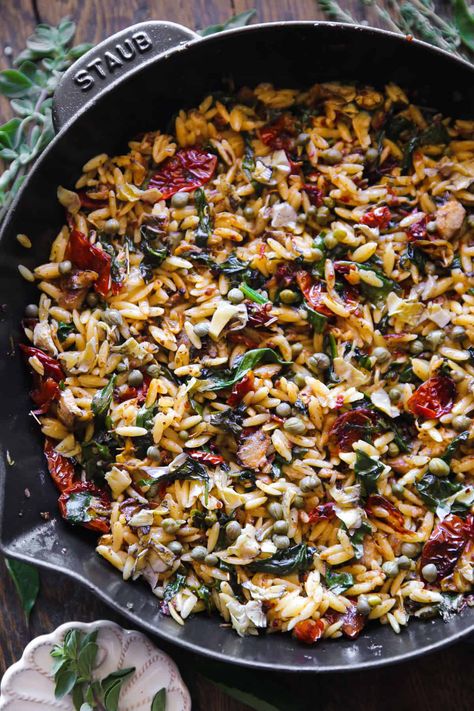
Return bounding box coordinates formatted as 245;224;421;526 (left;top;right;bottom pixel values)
5;558;40;621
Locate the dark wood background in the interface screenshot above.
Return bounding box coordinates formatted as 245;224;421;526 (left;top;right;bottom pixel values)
0;1;473;709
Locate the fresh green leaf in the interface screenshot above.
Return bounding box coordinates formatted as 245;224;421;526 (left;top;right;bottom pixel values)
204;348;290;391
194;187;212;247
164;573;186;601
54;669;78;699
440;430;470;464
91;374;116;419
82;431;119;480
339;261;400;304
306;305;328;333
242;140;256;181
136;404;155;430
209;404;245;436
248;543;315;575
0;69;33;97
348;522;372;560
199;10;256;36
453;0;474;51
64;491;93;524
77;642;99;680
5;558;40;621
240;282;269;304
57;321;75;342
415;473;463;513
151;687;167;711
102;667;135;711
355;450;384;497
325;569;354;594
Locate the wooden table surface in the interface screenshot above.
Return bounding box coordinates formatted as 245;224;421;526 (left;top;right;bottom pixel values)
0;1;473;709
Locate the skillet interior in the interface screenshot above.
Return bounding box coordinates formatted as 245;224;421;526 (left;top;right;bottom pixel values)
0;22;473;671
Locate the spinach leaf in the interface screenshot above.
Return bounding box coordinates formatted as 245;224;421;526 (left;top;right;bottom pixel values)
385;115;414;140
398;363;422;384
240;282;269;304
136;404;155;430
355;450;384;497
194;187;212;247
142;240;168;266
82;431;119;480
401;122;449;174
5;558;40;621
146;456;209;489
352;347;372;371
325;569;354;594
210;404;246;435
242;140;256;181
306;305;328;333
440;431;470;464
401;243;428;274
151;688;167;711
164;573;186;601
438;593;465;622
57;321;75;342
218;254;249;276
204;348;290;391
415;474;464;514
91;374;116;420
348;522;372;560
65;491;94;523
248;543;315;575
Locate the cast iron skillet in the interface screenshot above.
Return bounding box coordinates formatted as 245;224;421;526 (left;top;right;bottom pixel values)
0;21;473;672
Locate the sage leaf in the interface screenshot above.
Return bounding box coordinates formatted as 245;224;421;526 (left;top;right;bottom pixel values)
5;558;40;621
54;669;78;699
453;0;474;51
151;688;167;711
0;69;33;97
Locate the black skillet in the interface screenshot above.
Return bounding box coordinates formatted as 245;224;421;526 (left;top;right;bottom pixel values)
0;21;473;672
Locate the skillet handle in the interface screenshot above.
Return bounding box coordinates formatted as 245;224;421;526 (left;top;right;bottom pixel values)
52;21;199;131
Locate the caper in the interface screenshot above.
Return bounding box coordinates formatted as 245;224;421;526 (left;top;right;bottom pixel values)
428;457;450;477
388;442;400;457
401;542;420;558
300;475;320;492
373;346;390;364
194;321;210;338
425;329;445;350
316;206;331;225
191;545;208;561
324;232;338;250
128;369;143;387
171;191;189;208
178;430;189;441
276;402;292;417
452;414;471;432
226;520;242;541
320;147;342;164
268;502;283;520
451;325;466;341
293;495;305;509
356;596;371;615
389;388;401;403
284;417;306;435
391;482;405;497
168;540;183;555
280;289;298;304
204;511;217;526
147;445;161;461
227;288;244;304
421;563;438;582
24;303;38;318
382;560;399;577
396;555;412;570
243;205;255;220
324;196;335;208
86;292;99;307
365;147;379;163
308;353;331;372
103;217;120;234
204;553;219;566
58;260;72;275
291;342;304;357
333;228;347;242
162;518;179;534
409;339;424;355
273;534;290;549
146;363;161;378
296;132;310;145
273;519;289;534
116;361;128;373
102;309;123;327
293;373;307;388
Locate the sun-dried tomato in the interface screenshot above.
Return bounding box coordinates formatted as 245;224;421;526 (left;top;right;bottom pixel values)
66;229;111;297
325;602;366;639
293;618;325;644
136;375;151;405
302;183;323;206
58;481;110;533
329;409;380;453
361;205;391;229
227;371;255;407
227;332;258;348
149;146;218;199
420;514;473;582
246;302;274;328
44;438;75;492
77;190;108;210
365;494;409;534
407;375;456;419
308;502;336;524
20;345;64;382
189;451;225;465
296;271;332;316
407;216;427;240
258;114;295;151
30;376;60;413
274;262;298;288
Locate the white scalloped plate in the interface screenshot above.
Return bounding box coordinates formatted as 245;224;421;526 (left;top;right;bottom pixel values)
0;620;191;710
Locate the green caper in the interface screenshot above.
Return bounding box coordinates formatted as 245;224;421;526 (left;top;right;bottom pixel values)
162;518;179;534
204;553;219;566
388;442;400;457
191;545;208;561
276;402;292;417
308;353;331;372
86;292;99;307
280;289;298;304
401;542;420;558
323;196;335;209
389;388;401;403
421;563;438;582
365;147;379;163
409;339;424;355
291;342;304;357
168;540;183;555
273;534;290;549
397;555;412;570
102;309;123;326
296;132;310;145
116;361;128;373
373;346;390;364
316;206;331;225
103;217;120;234
178;430;189;441
452;414;471;432
273;519;289;534
226;521;242;541
243;205;255;220
425;329;445;350
300;475;320;492
451;325;467;341
293;494;305;509
58;260;72;275
147;445;161;461
356;596;371;615
204;511;217;526
268;502;283;519
284;417;306;435
428;457;450;477
293;373;307;388
324;232;338;250
24;304;38;318
382;560;399;577
227;288;244;304
128;369;143;387
194;321;210;338
320;147;343;164
146;363;161;378
171;191;189;208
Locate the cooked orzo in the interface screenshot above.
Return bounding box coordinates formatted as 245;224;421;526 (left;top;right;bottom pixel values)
20;81;474;642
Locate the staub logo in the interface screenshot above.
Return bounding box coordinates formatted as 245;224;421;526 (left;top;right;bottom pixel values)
73;31;153;91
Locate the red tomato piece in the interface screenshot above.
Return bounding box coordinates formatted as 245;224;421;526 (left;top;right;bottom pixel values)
293;618;325;644
407;376;456;419
361;205;391;229
30;377;60;413
58;481;110;533
407;216;427;240
20;345;64;382
246;302;273;328
258;114;295;151
296;271;333;316
227;371;255;407
339;603;366;639
44;438;75;492
420;514;473;582
149;147;218;199
329;409;380;453
227;332;258;348
302;184;323;206
365;494;409;534
189;451;225;465
77;190;108;210
66;229;111;297
308;502;336;524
